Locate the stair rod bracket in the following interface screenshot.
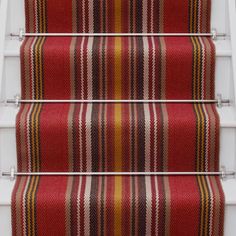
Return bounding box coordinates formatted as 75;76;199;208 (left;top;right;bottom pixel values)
12;29;226;41
2;166;235;181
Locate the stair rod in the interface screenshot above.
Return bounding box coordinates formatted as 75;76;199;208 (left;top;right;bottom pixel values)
11;29;226;41
2;97;231;108
2;169;236;181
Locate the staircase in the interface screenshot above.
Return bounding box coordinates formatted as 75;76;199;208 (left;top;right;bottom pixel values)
0;0;236;235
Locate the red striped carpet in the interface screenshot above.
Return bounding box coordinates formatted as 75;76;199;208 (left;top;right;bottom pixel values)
12;0;225;235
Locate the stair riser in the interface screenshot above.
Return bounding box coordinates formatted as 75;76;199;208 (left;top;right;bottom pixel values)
2;56;233;100
1;205;236;236
6;0;230;35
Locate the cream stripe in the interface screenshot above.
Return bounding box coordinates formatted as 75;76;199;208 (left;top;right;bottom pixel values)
84;176;92;235
199;37;206;99
79;104;84;171
22;177;31;236
142;0;148;32
143;37;149;99
80;37;85;99
162;104;169;170
153;104;158;170
145;176;152;235
202;104;210;171
164;177;171;236
88;0;94;32
86;104;93;171
68;104;75;171
151;37;156;99
87;37;94;99
144;104;151;171
206;176;214;236
70;37;76;99
76;176;83;233
26;104;34;171
155;177;159;235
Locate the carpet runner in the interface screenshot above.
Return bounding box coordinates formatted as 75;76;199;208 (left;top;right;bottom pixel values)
12;0;224;235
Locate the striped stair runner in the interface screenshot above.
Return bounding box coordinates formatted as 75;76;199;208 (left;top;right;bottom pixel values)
11;0;225;235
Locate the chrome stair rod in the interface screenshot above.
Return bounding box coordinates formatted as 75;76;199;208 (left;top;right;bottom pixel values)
10;29;226;40
4;98;231;105
2;169;235;181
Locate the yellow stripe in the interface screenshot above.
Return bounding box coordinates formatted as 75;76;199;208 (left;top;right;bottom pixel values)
197;176;204;236
30;104;38;171
38;38;45;99
193;0;198;32
26;177;36;235
201;177;210;236
35;104;42;171
194;104;201;171
114;176;122;236
114;1;122;232
34;38;41;99
114;0;122;33
191;37;197;99
114;26;122;171
198;104;206;171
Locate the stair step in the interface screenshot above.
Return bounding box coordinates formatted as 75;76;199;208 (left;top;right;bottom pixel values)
3;38;232;57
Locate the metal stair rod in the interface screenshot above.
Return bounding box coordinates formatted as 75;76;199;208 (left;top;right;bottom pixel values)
2;95;231;108
1;167;235;181
10;29;227;41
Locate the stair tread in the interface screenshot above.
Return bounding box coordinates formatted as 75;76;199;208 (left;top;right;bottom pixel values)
0;178;235;205
1;105;235;128
4;38;232;57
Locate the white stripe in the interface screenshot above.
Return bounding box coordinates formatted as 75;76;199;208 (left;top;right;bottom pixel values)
152;103;158;170
86;104;93;171
26;104;34;171
199;37;206;99
80;37;85;99
77;176;83;232
151;37;156;99
142;0;148;32
143;37;149;99
79;104;84;171
155;177;159;235
87;37;94;99
144;104;151;171
84;176;92;234
145;176;152;235
88;0;94;32
206;176;214;236
22;177;31;236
